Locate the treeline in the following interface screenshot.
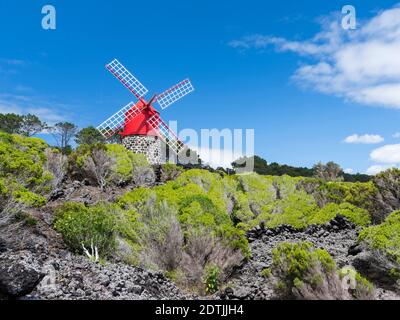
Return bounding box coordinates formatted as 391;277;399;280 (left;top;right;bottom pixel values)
0;113;105;154
231;155;371;182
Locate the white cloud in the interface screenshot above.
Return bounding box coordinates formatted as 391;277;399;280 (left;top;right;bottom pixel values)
366;164;395;175
370;144;400;163
0;95;66;125
344;168;354;174
230;7;400;108
344;134;384;144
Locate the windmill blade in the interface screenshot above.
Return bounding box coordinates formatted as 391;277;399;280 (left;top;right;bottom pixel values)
146;115;186;154
97;102;144;139
106;59;148;100
155;79;194;110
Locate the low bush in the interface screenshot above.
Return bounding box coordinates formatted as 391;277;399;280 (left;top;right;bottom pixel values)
160;163;184;182
54;202;117;258
138;198;184;271
70;143;152;188
309;202;371;226
204;265;220;294
270;242;374;300
178;228;243;294
358;210;400;265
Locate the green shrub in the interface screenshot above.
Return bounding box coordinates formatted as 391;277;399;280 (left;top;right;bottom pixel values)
106;144;149;185
12;189;46;207
270;242;374;300
271;242;336;298
54;202;117;258
204;265;220;294
358;210;400;264
261;267;271;278
117;170;250;257
316;181;377;211
310;202;371;226
71;143;150;186
0;132;51;192
266;193;320;229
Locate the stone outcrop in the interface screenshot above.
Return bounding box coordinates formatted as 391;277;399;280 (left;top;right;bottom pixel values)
0;251;44;298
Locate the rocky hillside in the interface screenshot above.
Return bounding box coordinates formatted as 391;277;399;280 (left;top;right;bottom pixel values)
1;132;400;300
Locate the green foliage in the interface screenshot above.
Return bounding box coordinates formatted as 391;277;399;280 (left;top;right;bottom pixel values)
261;267;271;278
0;178;8;196
19;114;48;137
75;126;105;145
118;169;373;260
271;242;336;298
0;113;23;134
266;193;320;230
0;132;49;185
309;202;371;226
358;210;400;264
204;265;220;294
0;132;51;207
271;242;335;296
54;202;117;257
106;144;149;185
0;113;47;136
12;189;46;207
317;181;377;211
118;169;250;257
71;143;150;186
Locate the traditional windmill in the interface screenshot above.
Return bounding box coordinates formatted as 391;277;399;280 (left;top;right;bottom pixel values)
97;59;194;164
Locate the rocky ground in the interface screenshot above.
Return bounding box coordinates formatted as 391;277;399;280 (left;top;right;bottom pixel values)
219;216;400;300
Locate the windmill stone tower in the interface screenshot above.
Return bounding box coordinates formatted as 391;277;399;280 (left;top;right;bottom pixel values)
97;59;194;165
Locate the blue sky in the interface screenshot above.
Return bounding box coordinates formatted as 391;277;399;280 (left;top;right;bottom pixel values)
1;0;400;173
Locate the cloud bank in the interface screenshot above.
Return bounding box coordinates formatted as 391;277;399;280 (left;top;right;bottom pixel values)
230;6;400;109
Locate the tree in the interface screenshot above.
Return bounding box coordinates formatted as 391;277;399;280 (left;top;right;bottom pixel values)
50;122;78;153
313;161;344;182
20;114;48;136
75;126;105;145
0;113;23;134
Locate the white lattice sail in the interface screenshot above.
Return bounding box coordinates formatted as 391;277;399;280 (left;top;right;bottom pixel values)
97;102;143;139
106;59;148;99
156;79;194;110
146;115;186;154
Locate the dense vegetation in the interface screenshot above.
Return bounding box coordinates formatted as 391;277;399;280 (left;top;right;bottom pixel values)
359;210;400;266
1;120;400;297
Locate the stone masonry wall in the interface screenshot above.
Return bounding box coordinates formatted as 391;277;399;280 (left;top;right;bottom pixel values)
122;135;164;165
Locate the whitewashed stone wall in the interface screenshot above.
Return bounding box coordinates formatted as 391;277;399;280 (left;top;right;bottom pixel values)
122;135;164;165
